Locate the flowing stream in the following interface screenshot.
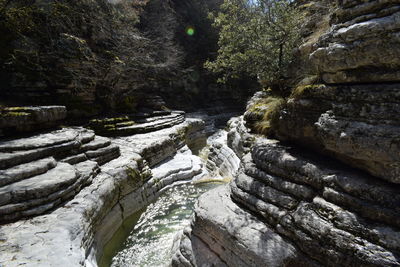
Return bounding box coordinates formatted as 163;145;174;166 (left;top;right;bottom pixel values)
99;182;221;267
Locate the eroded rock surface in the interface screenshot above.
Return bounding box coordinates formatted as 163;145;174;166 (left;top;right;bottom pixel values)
88;110;185;137
173;2;400;265
174;140;400;267
0;127;118;223
310;0;400;84
204;129;240;180
0;106;67;136
276;83;400;184
173;185;318;267
0;114;208;266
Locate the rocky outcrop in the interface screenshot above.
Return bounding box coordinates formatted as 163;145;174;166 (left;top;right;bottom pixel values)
173;2;400;266
204;130;240;180
276;83;400;184
228;116;255;158
0;109;208;266
0;106;67;136
88;110;185;137
310;0;400;84
0;127;119;223
174;139;400;267
275;1;400;184
187;111;240;136
172;185;316;267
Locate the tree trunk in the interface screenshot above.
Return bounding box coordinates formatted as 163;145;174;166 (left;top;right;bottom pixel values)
278;43;283;73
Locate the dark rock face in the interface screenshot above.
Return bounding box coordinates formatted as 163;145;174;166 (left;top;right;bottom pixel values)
88;110;185;137
0;106;67;136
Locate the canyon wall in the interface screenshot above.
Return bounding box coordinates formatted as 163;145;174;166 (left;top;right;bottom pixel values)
173;1;400;266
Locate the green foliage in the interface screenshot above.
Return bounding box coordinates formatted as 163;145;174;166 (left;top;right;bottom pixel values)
206;0;303;90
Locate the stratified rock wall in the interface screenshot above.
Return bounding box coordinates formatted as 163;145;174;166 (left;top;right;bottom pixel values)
173;1;400;266
310;0;400;84
0;108;208;266
276;0;400;184
276;83;400;184
0;106;67;136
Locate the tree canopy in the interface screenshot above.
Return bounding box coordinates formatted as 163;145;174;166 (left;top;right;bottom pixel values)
206;0;303;91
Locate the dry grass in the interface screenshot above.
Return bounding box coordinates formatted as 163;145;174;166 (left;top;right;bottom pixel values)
251;96;286;136
290;84;325;99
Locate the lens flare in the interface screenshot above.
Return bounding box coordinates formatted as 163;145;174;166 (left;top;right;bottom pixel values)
186;27;195;36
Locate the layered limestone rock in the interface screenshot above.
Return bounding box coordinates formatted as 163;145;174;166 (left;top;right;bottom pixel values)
88;110;185;137
0;127;119;223
276;83;400;184
172;186;316;267
0;106;67;136
187;111;240;136
0;114;208;266
204;129;240;180
174;140;400;267
173;2;400;265
276;1;400;184
310;0;400;84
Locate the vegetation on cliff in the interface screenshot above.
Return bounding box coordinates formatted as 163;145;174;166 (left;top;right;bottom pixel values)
206;0;303;92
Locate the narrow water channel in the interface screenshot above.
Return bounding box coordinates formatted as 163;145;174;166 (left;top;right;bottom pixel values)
99;182;220;267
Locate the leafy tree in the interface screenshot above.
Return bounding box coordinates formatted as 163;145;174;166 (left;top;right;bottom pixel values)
205;0;303;92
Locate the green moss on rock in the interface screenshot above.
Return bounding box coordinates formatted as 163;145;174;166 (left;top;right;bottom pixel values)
290;84;325;99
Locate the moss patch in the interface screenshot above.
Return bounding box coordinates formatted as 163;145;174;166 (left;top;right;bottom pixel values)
245;95;286;136
88;116;135;135
254;97;286;136
290;84;325;99
0;111;30;117
126;166;143;185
